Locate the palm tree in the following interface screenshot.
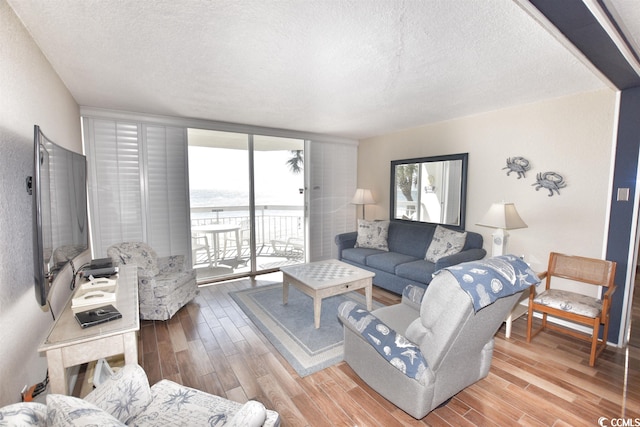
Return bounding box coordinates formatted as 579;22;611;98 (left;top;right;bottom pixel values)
396;164;417;201
286;150;304;174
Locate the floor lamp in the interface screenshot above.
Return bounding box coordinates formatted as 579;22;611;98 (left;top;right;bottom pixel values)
476;202;527;256
351;188;375;221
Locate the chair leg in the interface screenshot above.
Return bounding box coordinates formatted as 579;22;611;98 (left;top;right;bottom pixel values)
589;318;600;367
205;245;213;267
527;305;534;342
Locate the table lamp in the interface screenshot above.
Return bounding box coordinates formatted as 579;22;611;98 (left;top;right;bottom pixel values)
476;202;527;256
351;188;375;220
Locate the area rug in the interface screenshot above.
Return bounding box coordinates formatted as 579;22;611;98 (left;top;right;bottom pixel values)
230;283;382;377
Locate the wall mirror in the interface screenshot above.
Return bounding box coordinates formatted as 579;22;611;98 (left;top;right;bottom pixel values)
390;153;468;230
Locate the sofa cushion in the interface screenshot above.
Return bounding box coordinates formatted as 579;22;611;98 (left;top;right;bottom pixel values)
84;363;153;424
425;226;467;262
0;402;47;426
341;247;384;265
395;259;436;284
386;221;434;258
46;395;125;427
366;252;418;275
355;219;390;251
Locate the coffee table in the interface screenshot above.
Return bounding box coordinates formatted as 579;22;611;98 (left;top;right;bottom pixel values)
281;259;375;328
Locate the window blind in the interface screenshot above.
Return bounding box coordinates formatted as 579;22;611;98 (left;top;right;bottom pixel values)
308;141;357;260
83;118;189;258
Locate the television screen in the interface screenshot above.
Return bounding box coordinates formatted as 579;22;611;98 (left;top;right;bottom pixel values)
32;125;89;306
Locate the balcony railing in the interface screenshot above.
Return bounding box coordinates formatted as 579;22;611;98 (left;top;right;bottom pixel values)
190;205;304;259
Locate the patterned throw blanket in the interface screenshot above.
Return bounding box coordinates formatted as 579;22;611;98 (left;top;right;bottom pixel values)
436;255;540;312
338;301;428;385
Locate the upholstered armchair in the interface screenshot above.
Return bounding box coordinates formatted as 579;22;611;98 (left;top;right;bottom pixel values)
0;364;280;426
107;242;198;321
338;255;539;419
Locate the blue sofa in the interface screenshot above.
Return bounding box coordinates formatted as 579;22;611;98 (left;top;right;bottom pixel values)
335;221;486;294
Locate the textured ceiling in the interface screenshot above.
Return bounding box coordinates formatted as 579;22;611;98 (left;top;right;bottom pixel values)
7;0;633;139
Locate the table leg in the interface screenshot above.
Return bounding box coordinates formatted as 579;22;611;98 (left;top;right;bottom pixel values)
211;233;220;267
123;332;138;364
283;279;289;304
365;283;373;311
505;314;513;338
46;349;68;395
313;296;322;329
234;229;241;260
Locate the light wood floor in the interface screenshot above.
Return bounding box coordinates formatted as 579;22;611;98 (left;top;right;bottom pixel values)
133;274;640;426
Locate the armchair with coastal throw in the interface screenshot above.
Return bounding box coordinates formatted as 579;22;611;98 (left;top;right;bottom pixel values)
107;242;198;320
338;255;540;419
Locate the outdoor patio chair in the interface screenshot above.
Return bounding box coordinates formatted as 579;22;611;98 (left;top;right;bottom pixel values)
192;234;213;267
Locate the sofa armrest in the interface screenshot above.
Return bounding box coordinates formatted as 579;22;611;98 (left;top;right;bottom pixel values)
338;301;428;385
434;248;486;271
335;232;357;260
226;401;267;427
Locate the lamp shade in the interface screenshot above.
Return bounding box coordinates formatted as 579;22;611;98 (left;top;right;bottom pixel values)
476;202;527;230
351;188;375;205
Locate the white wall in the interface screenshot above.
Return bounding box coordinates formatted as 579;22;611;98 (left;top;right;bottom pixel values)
0;0;81;405
358;89;617;296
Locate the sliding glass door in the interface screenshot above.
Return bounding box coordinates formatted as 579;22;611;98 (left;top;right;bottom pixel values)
188;129;305;282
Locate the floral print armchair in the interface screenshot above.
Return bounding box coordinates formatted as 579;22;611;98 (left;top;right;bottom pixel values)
0;364;280;426
107;242;198;320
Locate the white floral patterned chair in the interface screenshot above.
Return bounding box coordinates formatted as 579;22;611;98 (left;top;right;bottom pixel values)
107;242;198;321
0;364;280;426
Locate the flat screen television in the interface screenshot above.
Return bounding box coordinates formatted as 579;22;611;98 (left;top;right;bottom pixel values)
31;125;89;306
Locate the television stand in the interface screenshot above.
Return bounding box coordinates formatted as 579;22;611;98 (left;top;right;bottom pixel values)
38;265;139;395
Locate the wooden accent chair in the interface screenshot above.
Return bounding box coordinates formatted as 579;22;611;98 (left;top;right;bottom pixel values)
527;252;616;367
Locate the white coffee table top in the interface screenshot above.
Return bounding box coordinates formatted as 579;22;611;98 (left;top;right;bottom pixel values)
280;259;374;289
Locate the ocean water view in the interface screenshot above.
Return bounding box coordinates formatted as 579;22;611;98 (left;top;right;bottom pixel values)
190;188;304;221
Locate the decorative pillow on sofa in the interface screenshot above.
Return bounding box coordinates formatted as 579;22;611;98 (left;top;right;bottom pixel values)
425;225;467;262
355;219;390;251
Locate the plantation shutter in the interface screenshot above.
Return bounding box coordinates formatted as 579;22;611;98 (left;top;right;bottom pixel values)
307;140;357;260
83;117;190;258
143;125;190;257
84;119;144;254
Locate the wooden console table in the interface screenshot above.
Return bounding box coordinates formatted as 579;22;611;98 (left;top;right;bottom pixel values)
39;265;139;394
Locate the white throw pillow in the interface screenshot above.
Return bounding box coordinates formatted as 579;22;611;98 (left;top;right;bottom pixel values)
46;394;126;427
84;363;152;424
425;225;467;262
355;219;389;251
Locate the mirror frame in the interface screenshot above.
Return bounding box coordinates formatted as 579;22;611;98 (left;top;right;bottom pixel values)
389;153;468;230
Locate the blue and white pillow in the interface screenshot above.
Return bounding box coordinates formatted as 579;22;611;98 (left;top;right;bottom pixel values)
425;225;466;262
355;220;390;251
